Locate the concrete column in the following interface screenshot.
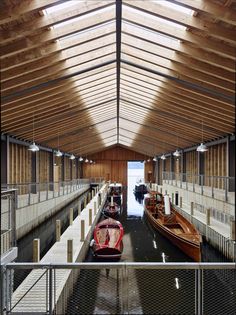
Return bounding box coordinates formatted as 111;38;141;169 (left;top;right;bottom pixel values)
69;208;73;225
80;220;85;241
1;135;9;185
206;208;211;226
33;239;40;262
56;220;61;241
67;239;73;263
230;220;235;240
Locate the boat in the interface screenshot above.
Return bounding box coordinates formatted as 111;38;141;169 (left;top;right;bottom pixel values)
144;191;202;261
107;182;122;205
91;218;124;259
134;179;148;194
103;197;120;218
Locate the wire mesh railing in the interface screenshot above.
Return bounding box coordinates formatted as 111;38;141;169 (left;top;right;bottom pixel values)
1;189;17;256
2;262;236;315
1;178;103;209
162;172;235;204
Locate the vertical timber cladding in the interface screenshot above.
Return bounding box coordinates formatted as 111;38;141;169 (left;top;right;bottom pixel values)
9;142;32;185
186;150;198;182
204;143;227;189
83;146;154;185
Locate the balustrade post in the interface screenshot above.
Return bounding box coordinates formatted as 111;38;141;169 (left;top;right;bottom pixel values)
56;220;61;242
69;208;73;225
80;220;85;241
89;209;92;226
67;240;73;263
33;238;40;262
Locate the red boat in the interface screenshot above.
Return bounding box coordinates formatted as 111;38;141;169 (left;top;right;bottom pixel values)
92;218;124;259
103;201;120;218
144;191;202;262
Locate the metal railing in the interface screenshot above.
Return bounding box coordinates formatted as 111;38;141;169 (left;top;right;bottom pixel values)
2;262;236;315
1;190;17;256
163;172;235;204
1;178;102;209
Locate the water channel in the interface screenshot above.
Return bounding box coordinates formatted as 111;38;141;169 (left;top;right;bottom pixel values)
15;184;234;314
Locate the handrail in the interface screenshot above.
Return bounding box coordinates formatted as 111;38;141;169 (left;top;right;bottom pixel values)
6;262;236;270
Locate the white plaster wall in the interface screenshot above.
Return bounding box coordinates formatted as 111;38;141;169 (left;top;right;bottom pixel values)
16;185;90;239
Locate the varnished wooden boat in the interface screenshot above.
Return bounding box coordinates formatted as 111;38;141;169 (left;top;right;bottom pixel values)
144;192;202;261
92;218;124;259
103;201;120;218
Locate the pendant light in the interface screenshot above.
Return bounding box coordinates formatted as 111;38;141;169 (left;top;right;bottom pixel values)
197;121;208;152
28;112;39;152
55;130;63;157
69;142;75;160
85;158;89;163
160;141;166;160
69;154;75;160
79;156;83;162
173;134;181;157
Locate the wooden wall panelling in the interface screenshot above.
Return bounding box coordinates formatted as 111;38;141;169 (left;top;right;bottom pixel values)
144;162;154;183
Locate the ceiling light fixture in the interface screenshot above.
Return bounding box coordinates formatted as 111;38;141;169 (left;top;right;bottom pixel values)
85;158;89;163
161;154;166;160
197;121;208;152
28;113;39;152
79;156;83;162
173;134;181;157
69;154;75;160
55;129;63;157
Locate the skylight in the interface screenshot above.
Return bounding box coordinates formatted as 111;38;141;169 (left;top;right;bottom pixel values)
156;0;194;16
44;1;83;14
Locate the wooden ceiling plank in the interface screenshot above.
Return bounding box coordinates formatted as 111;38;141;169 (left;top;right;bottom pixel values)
0;0;64;25
169;0;236;25
2;53;116;98
120;77;234;119
123;0;236;44
2;34;116;81
0;7;115;57
2;47;116;93
122;48;234;95
122;33;234;82
121;64;234;107
0;1;115;44
122;22;235;71
122;10;235;59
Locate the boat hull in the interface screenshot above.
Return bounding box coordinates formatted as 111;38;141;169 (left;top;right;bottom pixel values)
92;218;124;259
144;193;201;262
145;208;201;261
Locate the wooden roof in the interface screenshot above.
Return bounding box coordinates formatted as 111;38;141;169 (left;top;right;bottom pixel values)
1;0;235;158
